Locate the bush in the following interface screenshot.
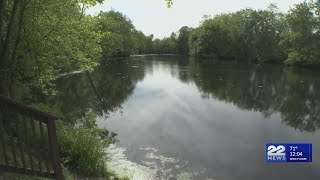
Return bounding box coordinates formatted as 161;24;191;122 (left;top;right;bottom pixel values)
57;123;115;177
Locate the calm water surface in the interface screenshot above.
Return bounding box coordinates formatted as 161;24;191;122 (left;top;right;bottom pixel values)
59;56;320;180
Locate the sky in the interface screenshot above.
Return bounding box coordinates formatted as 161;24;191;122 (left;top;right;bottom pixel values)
87;0;305;38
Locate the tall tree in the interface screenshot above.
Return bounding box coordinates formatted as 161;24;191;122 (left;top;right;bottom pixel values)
177;26;192;55
280;2;320;66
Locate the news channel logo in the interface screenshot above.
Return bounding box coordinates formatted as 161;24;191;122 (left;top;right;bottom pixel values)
266;144;312;163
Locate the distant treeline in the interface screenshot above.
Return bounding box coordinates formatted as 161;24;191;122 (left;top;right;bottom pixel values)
151;2;320;66
3;1;320;98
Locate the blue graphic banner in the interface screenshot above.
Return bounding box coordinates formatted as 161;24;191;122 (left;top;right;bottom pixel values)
266;144;312;163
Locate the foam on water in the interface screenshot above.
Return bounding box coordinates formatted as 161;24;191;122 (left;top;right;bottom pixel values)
105;144;157;179
105;144;211;180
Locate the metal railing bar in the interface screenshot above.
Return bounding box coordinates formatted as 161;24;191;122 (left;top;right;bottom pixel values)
38;121;43;172
17;117;26;169
25;119;34;172
39;121;50;173
0;95;56;122
29;120;36;170
9;125;18;167
0;164;55;178
47;120;63;180
0;96;62;179
0;117;8;166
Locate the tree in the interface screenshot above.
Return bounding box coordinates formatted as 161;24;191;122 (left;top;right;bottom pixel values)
177;26;193;55
151;32;178;54
0;0;103;97
96;10;149;58
280;2;320;66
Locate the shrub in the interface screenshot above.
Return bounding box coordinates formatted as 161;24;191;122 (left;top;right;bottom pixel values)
57;123;115;177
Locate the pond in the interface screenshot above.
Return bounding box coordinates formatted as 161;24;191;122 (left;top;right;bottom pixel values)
57;56;320;180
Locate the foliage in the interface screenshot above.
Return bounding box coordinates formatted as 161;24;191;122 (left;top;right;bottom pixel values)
0;0;152;178
177;26;193;55
187;5;285;62
97;11;135;58
153;33;179;54
26;59;145;178
166;0;173;8
154;1;320;66
132;31;154;54
280;2;320;66
57;123;115;176
1;0;320;178
0;0;152;97
94;10;157;58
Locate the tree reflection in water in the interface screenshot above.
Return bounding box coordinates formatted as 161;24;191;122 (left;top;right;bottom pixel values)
54;57;320;132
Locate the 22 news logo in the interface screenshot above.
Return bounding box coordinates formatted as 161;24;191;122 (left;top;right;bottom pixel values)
267;144;286;162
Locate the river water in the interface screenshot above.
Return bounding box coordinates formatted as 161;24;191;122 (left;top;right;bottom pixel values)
57;56;320;180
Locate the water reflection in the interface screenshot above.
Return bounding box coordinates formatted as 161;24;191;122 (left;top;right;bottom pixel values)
52;59;145;124
56;57;320;180
189;63;320;133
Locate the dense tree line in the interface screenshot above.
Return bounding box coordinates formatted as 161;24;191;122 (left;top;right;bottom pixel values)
96;10;154;58
0;0;153;98
151;27;193;55
153;2;320;67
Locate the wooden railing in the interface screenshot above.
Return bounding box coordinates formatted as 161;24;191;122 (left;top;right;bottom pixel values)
0;96;63;179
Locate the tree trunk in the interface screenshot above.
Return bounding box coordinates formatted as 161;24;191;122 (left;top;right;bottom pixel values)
0;0;22;98
0;0;4;62
1;0;20;64
12;0;27;65
0;0;6;97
